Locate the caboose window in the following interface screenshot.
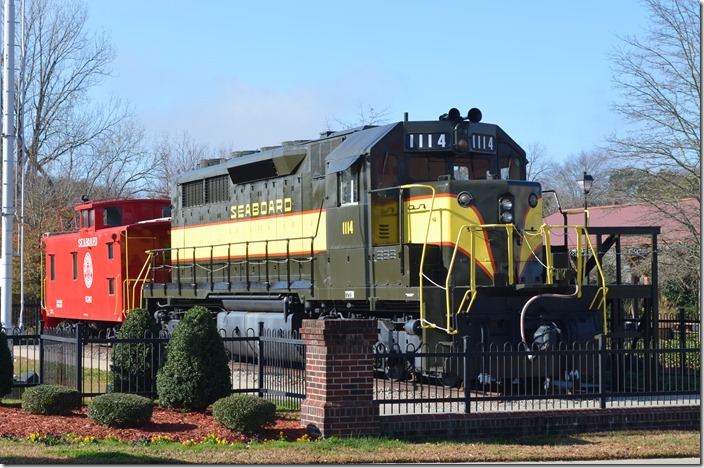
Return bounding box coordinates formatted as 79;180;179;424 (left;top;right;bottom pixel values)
107;243;114;260
80;209;95;228
72;252;78;281
108;278;115;296
104;207;122;226
49;255;55;281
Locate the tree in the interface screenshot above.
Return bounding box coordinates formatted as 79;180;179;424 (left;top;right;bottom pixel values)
539;149;618;216
524;141;552;184
608;0;699;230
2;0;154;302
150;131;211;198
325;103;391;130
608;0;700;309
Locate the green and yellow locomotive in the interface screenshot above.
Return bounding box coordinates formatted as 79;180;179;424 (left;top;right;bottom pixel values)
142;107;606;381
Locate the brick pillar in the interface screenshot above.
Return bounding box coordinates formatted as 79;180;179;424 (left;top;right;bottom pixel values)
300;318;379;438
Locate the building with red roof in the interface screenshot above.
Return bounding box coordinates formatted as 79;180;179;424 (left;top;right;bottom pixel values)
543;198;700;248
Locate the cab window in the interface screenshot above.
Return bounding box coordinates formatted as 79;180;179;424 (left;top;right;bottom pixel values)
499;155;523;180
453;157;492;179
373;154;399;190
408;156;446;181
339;164;359;205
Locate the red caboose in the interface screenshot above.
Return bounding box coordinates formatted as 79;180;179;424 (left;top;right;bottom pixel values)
41;198;171;331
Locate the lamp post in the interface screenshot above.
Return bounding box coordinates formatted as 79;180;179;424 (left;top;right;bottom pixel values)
577;171;593;226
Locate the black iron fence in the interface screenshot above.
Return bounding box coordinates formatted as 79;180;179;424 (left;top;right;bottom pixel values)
5;313;700;416
374;331;700;415
5;321;306;410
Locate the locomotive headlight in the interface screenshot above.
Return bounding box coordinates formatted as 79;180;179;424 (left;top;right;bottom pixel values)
457;191;473;208
499;195;515;224
500;199;513;211
528;193;538;208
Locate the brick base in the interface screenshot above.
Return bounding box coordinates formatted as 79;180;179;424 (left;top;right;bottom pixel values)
380;406;700;439
301;399;379;438
299;319;380;438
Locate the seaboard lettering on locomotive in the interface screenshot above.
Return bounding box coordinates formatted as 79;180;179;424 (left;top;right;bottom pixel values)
42;107;608;383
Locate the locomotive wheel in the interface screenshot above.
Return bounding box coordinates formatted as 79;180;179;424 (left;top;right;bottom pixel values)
55;320;75;334
438;371;459;388
384;357;409;381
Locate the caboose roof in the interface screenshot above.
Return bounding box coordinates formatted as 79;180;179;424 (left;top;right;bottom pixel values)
74;198;168;211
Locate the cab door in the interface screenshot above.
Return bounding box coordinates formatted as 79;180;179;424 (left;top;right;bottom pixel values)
325;162;370;302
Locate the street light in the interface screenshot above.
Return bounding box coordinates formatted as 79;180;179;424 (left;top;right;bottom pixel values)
577;171;594;226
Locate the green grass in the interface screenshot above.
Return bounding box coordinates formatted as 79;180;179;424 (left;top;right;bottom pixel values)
13;357;111;395
0;430;699;464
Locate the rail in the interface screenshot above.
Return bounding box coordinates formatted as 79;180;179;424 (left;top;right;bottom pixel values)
143;198;327;296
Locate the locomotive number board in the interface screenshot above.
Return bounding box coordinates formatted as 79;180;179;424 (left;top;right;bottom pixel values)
470;133;496;153
405;132;496;153
405;132;450;151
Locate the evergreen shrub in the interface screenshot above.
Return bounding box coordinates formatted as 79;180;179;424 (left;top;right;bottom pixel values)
110;308;161;393
21;384;82;415
156;306;231;411
0;330;13;398
87;392;154;428
212;394;276;435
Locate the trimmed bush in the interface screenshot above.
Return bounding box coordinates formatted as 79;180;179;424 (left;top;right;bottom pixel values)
110;308;161;394
156;306;231;411
21;384;82;415
212;394;276;435
0;331;13;398
87;392;153;428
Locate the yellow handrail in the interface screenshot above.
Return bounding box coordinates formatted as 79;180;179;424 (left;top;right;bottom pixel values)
40;245;46;312
396;184;439;333
442;222;609;335
449;224;515;328
125;250;156;314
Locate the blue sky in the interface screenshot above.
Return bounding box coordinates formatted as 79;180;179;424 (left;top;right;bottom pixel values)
85;0;650;162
